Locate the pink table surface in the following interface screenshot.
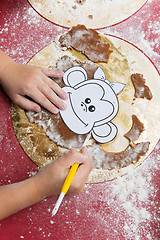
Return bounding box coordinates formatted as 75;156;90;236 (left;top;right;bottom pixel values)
0;0;160;239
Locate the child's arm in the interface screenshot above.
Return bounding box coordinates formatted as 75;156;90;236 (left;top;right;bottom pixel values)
0;147;92;220
0;50;68;114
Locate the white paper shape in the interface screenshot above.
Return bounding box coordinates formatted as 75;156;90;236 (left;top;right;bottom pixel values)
63;66;88;87
92;122;118;143
60;66;125;143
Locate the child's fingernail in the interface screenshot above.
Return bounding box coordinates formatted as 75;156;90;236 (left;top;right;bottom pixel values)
61;102;67;109
57;71;64;77
70;148;76;154
63;92;68;99
34;105;41;112
83;146;87;152
53;108;59;114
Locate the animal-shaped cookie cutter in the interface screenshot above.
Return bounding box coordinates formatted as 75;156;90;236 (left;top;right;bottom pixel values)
60;66;125;143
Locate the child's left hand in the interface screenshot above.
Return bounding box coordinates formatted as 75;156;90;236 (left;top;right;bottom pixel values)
0;61;68;114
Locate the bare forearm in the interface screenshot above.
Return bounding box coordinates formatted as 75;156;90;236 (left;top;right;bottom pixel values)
0;50;15;83
0;177;44;220
0;148;92;220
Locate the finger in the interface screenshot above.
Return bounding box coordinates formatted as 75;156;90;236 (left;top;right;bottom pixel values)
60;149;84;168
42;75;68;100
62;148;92;169
74;147;92;179
69;156;92;194
28;90;59;114
38;82;67;110
80;146;90;159
13;95;41;112
59;148;92;194
41;67;64;78
71;155;92;186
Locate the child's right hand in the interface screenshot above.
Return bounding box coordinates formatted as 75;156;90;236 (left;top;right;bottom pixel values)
0;147;92;220
34;147;92;198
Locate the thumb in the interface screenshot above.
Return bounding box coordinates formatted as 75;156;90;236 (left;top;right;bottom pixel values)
80;146;89;157
62;149;85;168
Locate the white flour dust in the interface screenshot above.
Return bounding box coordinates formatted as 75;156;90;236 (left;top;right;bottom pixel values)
0;0;159;239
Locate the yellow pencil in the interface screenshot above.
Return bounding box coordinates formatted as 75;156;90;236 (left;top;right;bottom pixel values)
52;133;91;216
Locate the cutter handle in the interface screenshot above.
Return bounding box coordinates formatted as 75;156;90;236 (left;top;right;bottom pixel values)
61;163;79;194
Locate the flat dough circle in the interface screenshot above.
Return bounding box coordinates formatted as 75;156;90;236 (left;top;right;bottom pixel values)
28;0;147;28
11;35;160;183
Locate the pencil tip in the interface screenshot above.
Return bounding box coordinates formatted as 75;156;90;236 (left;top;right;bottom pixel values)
51;192;65;217
52;207;58;216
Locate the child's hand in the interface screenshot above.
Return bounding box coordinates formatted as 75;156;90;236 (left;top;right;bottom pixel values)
35;147;92;197
0;61;68;114
0;147;92;220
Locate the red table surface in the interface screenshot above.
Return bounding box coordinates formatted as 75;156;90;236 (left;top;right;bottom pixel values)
0;0;160;239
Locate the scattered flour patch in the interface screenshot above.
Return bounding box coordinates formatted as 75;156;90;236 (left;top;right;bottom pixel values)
76;209;80;215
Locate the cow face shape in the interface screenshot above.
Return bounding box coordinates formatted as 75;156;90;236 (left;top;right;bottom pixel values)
70;82;115;125
60;66;125;143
